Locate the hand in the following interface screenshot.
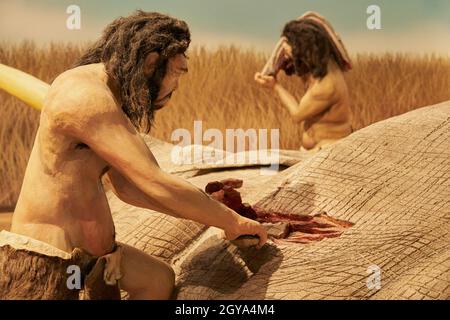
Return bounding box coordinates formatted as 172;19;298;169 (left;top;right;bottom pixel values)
224;215;268;249
254;72;277;90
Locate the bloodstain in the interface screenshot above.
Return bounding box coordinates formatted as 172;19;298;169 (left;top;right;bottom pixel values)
205;178;354;245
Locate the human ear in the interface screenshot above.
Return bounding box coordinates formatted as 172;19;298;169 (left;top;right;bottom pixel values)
143;52;160;76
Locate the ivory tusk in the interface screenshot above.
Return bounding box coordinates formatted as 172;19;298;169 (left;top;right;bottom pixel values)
0;63;49;111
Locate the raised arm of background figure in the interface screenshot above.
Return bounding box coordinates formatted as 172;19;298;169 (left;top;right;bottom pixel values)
254;73;336;123
49;82;268;248
274;81;336;123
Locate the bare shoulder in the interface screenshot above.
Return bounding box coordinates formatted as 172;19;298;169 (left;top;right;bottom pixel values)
308;74;337;101
43;65;118;130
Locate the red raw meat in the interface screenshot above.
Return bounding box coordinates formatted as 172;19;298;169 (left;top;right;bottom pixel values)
205;179;354;244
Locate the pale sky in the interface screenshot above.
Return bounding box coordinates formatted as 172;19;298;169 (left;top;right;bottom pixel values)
0;0;449;54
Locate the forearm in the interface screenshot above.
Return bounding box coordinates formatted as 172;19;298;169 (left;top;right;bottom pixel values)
105;155;241;230
106;170;179;217
110;172;239;230
115;186;177;217
139;171;241;231
274;84;302;120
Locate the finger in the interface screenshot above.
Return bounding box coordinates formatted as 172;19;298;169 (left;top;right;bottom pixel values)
254;72;262;80
256;228;268;249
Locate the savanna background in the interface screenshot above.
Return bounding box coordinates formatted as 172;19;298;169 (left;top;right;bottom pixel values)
1;0;450;230
1;42;450;213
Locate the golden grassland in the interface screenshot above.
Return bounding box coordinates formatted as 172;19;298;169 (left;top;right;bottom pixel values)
1;41;450;208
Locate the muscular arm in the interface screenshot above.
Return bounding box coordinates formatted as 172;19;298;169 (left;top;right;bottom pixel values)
274;82;336;123
50;83;266;246
104;167;179;217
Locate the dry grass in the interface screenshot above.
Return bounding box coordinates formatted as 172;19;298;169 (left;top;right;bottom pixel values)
1;41;449;208
0;212;12;231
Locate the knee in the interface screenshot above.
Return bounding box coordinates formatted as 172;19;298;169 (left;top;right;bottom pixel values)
164;263;176;291
152;262;175;299
127;265;175;300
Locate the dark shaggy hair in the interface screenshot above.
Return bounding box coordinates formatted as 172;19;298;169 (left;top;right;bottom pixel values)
73;11;190;133
282;19;346;79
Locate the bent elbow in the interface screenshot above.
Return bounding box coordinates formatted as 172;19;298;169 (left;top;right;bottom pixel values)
291;112;305;123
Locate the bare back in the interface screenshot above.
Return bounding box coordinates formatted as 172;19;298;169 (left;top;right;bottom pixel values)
301;61;353;150
12;64;120;256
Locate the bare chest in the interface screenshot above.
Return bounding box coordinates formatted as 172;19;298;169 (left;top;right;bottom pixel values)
36;124;109;180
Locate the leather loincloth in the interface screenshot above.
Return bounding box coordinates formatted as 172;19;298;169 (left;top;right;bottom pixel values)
0;230;122;300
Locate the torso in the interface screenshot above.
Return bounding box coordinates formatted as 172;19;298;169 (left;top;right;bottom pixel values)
11;64;117;256
300;62;353;150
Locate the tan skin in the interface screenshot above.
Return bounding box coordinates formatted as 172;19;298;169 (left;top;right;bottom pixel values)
11;53;267;300
255;42;353;151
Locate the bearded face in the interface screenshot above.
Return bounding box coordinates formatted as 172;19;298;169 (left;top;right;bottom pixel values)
124;53;188;131
152;54;188;110
73;11;191;133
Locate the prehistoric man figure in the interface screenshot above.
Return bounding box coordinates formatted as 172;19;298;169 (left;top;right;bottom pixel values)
255;12;354;152
0;11;267;300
